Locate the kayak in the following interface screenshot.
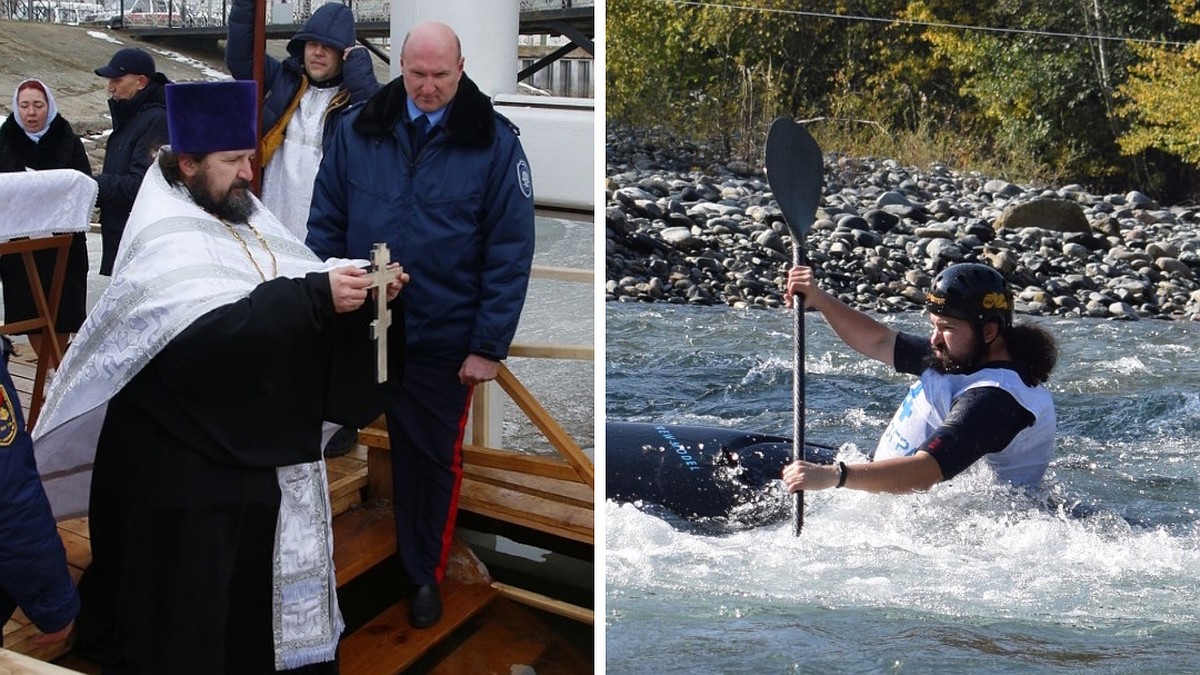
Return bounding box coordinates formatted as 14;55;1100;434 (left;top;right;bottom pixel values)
606;421;838;528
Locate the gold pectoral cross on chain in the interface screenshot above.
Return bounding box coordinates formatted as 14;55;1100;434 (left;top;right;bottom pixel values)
366;243;395;383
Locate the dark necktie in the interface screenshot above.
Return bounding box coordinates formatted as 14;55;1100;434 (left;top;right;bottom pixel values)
411;114;431;153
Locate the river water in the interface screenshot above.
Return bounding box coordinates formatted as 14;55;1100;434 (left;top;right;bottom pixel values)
605;303;1200;674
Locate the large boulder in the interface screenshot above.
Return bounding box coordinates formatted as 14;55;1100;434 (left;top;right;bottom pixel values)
993;198;1091;234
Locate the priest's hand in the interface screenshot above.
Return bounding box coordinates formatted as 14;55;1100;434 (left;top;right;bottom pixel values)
384;262;409;302
329;266;373;313
459;353;500;386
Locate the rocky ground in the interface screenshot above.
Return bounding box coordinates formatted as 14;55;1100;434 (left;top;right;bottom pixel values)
606;127;1200;321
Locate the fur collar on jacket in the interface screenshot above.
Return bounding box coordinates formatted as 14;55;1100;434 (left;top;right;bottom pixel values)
353;74;495;148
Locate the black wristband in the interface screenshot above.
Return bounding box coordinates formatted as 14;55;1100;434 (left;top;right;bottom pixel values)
836;461;848;488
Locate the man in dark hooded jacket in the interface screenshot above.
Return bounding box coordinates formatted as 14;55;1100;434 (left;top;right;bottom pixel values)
227;0;379;458
226;0;378;242
93;47;169;276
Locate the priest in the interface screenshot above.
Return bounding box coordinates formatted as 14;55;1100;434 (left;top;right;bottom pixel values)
33;80;404;674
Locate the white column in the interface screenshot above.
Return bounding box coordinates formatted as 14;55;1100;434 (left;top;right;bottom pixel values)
390;0;520;97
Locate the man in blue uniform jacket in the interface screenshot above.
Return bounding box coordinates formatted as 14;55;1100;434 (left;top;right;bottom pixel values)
307;21;535;629
0;337;77;647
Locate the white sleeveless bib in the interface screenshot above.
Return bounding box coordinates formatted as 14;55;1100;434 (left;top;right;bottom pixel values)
874;367;1055;486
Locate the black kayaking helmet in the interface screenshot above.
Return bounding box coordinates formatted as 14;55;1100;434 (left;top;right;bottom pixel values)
925;263;1013;328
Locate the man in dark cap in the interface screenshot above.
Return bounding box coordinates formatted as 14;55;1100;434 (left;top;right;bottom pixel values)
92;46;169;276
227;0;379;458
34;80;404;674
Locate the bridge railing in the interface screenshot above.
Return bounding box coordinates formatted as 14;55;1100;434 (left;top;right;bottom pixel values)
521;0;595;9
0;0;594;29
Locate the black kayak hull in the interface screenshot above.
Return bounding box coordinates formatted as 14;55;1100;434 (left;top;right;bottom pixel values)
606;421;838;526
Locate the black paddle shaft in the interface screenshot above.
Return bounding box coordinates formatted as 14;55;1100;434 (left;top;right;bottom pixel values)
764;118;824;536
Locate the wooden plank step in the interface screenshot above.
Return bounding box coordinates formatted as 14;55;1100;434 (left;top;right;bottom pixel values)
420;598;592;675
359;431;594;546
464;462;593;508
339;579;499;675
421;598;555;675
325;445;369;517
333;501;396;587
7;350;38;411
463;445;584;482
458;478;593;545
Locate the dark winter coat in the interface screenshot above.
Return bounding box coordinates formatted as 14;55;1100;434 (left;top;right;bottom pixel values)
96;76;169;275
0;113;92;332
306;75;535;363
0;113;91;174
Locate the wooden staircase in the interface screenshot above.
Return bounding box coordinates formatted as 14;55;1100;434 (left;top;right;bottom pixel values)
335;401;594;674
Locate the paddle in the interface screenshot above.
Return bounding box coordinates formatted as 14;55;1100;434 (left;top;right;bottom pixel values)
764;117;824;536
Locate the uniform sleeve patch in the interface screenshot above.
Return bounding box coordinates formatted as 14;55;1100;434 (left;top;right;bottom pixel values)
0;384;18;446
516;159;533;199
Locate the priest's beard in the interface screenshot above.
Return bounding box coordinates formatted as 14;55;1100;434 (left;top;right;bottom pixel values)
187;170;256;224
924;328;989;374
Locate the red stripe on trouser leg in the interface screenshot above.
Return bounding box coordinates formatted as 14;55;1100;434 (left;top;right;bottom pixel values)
432;384;472;583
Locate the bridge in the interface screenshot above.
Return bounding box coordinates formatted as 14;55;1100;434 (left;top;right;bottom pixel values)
112;0;594;57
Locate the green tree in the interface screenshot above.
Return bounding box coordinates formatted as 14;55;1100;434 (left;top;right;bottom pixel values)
607;0;1194;196
607;0;846;158
1118;0;1200;165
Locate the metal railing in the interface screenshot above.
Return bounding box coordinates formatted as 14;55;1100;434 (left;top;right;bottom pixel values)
521;0;594;9
2;0;593;27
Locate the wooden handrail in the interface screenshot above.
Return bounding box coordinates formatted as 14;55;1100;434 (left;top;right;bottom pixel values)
531;264;593;283
494;363;594;489
463;445;583;482
491;582;594;625
507;343;592;360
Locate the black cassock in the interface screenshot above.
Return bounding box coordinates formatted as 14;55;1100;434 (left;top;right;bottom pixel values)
74;272;401;675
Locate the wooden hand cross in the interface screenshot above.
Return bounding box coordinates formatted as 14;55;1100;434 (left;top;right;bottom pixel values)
366;242;396;383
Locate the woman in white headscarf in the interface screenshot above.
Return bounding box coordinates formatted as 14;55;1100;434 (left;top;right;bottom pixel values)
0;78;93;358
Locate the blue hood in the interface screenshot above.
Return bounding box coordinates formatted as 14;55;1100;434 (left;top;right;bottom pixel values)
287;3;355;57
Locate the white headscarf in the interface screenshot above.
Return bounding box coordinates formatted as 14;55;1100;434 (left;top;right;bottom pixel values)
12;77;59;143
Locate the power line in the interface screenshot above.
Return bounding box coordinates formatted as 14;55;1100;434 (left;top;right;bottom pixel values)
652;0;1195;48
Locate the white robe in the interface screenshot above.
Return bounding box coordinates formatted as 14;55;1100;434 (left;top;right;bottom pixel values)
261;86;338;242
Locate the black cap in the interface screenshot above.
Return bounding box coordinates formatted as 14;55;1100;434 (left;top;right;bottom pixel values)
95;47;156;78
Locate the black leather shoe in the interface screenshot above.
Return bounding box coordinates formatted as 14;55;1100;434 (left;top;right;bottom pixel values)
409;583;442;629
323;427;357;458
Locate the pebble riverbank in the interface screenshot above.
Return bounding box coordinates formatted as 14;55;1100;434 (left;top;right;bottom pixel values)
605;128;1200;321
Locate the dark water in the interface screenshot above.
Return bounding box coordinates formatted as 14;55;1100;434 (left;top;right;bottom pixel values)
507;215;595;454
605;304;1200;674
